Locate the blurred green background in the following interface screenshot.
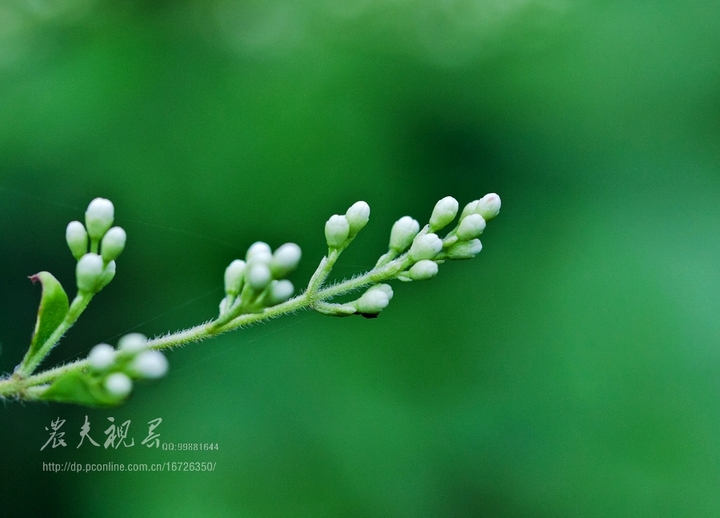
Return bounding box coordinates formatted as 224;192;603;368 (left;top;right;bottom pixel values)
2;0;719;516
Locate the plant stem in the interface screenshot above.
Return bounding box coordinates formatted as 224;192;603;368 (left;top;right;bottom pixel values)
0;254;409;400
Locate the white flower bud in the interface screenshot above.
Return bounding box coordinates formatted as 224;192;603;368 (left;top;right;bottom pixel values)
389;216;420;253
246;262;272;290
66;221;88;260
456;214;486;241
85;198;114;240
88;343;115;371
325;214;350;248
133;350;169;379
459;199;480;220
429;196;458;231
345;201;370;236
355;286;391;314
409;233;443;261
97;260;116;290
101;226;126;263
476;193;501;221
76;253;104;293
445;239;482;260
367;283;394;300
224;259;246;296
105;372;132;398
246;242;272;263
408;260;438;280
270;243;301;278
267;280;294;305
117;333;148;353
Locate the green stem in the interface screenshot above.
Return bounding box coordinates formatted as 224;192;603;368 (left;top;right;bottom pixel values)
0;254;410;400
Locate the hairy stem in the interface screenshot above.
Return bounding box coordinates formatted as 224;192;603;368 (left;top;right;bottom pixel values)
0;253;407;399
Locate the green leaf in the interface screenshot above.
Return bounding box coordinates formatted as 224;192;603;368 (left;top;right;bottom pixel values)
28;272;69;359
40;370;124;407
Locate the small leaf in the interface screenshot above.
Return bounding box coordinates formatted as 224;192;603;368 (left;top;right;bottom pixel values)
28;272;69;359
40;370;124;407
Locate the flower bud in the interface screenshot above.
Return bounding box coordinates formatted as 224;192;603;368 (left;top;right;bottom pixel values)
389;216;420;253
456;214;486;241
117;333;148;353
97;260;116;291
267;280;294;305
429;196;458;231
345;201;370;236
66;221;88;260
105;372;132;398
101;226;126;263
408;260;438;280
246;262;272;290
355;285;392;314
459;200;480;220
76;253;104;293
85;198;114;240
408;233;443;261
246;242;272;263
88;343;115;371
224;259;246;296
270;243;301;278
368;283;393;300
476;193;501;221
445;239;482;260
325;214;350;249
132;350;169;379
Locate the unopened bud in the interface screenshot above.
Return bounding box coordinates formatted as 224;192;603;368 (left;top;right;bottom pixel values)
246;242;272;263
459;200;480;220
345;201;370;236
408;233;443;261
408;260;438;280
117;333;148;353
368;283;393;300
104;372;132;398
456;214;486;241
101;226;126;263
76;253;104;293
88;343;115;371
476;193;501;221
132;350;168;379
97;260;116;291
389;216;420;253
429;196;458;231
224;260;246;296
246;262;272;290
445;239;482;260
355;284;392;314
270;243;301;278
85;198;114;240
267;280;294;305
325;214;350;249
66;221;88;260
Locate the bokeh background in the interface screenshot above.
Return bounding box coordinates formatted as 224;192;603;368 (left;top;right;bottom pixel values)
2;0;720;516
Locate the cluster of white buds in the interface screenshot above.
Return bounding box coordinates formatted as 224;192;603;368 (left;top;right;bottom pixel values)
67;198;126;294
383;193;500;282
87;333;168;400
219;240;302;319
324;201;371;251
